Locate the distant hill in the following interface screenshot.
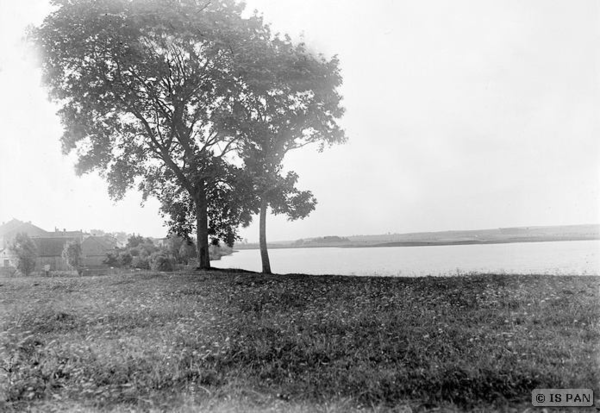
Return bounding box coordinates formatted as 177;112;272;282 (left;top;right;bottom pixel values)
292;236;351;247
347;224;600;247
235;224;600;250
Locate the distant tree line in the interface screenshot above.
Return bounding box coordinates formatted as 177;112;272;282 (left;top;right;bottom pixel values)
293;236;351;246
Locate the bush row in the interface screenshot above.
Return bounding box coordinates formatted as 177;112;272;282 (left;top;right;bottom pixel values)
103;235;195;272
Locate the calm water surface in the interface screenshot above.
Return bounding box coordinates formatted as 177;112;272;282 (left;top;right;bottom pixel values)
212;240;600;276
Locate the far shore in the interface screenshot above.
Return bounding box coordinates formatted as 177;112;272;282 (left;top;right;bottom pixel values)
235;234;599;251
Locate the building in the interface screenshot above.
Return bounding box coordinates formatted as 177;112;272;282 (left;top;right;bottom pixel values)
50;228;85;239
0;219;118;274
152;237;169;248
34;237;75;271
81;236;118;267
0;248;16;276
0;219;50;274
0;219;49;249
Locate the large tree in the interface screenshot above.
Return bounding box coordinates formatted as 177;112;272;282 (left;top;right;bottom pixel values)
32;0;271;269
232;33;347;273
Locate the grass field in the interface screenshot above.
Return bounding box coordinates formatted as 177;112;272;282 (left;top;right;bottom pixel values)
0;271;598;412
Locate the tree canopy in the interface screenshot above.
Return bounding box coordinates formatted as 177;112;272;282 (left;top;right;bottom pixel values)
229;27;347;273
33;0;346;272
32;0;276;268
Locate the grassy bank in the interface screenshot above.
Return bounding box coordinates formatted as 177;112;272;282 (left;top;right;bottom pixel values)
0;271;598;412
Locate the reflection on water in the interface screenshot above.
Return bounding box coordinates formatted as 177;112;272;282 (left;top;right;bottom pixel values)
212;240;600;276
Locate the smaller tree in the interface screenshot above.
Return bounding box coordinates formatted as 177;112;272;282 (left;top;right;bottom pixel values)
230;32;346;273
126;235;146;249
62;239;83;275
9;233;38;276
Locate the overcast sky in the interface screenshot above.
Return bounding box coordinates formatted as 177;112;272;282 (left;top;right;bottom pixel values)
0;0;598;242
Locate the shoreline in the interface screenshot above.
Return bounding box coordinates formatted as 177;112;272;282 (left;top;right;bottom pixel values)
234;236;599;250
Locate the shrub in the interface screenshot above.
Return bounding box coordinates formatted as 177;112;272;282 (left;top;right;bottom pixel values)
178;240;196;264
118;252;133;267
150;252;173;272
104;245;158;269
166;236;196;264
132;255;150;270
139;242;158;257
103;252;120;267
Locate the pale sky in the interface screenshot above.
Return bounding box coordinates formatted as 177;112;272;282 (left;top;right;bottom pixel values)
0;0;598;242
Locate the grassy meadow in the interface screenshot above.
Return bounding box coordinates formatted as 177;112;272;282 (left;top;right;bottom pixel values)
0;270;598;412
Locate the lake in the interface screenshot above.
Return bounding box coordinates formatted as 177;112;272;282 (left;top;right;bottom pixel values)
212;240;600;276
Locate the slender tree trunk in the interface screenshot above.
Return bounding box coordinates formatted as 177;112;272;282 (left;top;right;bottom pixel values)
195;181;211;270
259;196;272;274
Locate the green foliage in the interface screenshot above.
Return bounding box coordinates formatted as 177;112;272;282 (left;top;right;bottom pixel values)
177;241;196;265
128;247;140;257
0;273;597;412
150;252;174;272
224;28;346;271
131;255;150;270
265;171;317;220
104;237;198;269
231;23;346;216
294;236;351;246
118;251;132;268
165;235;185;258
31;0;347;269
104;236;158;269
61;239;83;275
126;235;146;249
139;241;159;257
159;162;257;248
30;0;308;269
8;233;38;276
102;252;120;267
166;235;196;265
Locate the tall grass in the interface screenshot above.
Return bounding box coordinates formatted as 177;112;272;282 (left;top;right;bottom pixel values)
0;271;598;412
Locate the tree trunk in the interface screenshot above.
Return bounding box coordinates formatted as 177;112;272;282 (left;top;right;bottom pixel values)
195;182;211;270
259;196;272;274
